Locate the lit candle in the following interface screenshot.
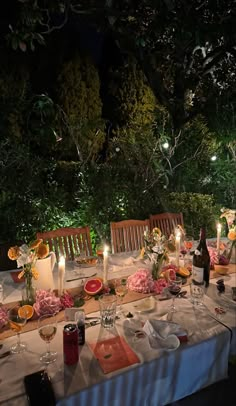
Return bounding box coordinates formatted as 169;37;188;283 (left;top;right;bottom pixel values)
103;245;109;285
175;231;181;268
216;223;222;254
58;255;65;296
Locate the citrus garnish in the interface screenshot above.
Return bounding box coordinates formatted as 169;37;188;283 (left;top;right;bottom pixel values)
18;305;34;320
177;267;190;277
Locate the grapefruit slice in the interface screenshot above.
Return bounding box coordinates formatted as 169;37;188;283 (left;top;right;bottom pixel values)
84;278;103;296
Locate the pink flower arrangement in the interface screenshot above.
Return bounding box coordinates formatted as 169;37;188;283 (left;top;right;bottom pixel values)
153;278;168;294
33;289;62;316
0;307;8;329
60;291;74;309
127;269;154;293
207;247;219;269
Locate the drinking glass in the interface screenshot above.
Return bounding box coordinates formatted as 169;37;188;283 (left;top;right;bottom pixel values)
168;276;182;313
114;278;128;316
99;294;117;328
190;283;205;306
184;235;193;255
38;314;57;364
96;244;104;267
8;305;27;353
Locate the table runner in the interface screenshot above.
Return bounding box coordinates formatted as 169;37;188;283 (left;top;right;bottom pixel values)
1;265;235;340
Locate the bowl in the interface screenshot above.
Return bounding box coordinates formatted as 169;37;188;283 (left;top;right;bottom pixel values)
214;264;230;275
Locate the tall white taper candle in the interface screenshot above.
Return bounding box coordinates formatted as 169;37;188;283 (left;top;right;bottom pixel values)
216;223;222;254
58;255;65;296
103;245;109;285
175;231;181;268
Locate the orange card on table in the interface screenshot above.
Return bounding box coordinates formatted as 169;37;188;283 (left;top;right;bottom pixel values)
10;271;25;283
88;336;140;374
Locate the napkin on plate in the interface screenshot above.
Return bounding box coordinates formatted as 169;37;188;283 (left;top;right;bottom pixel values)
143;319;188;351
110;256;135;267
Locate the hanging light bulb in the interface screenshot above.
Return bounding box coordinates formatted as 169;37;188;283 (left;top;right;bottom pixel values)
162;141;169;149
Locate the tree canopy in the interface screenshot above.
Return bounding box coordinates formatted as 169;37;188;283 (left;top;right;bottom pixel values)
2;0;236;130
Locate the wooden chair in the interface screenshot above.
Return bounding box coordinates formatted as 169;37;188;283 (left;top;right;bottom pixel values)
37;227;93;261
110;219;150;254
149;212;184;237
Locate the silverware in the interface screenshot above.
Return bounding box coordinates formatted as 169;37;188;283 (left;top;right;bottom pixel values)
0;351;11;359
85;316;101;321
66;273;97;282
85;320;101;328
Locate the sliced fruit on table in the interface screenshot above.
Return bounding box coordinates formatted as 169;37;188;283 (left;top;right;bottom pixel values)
18;305;34;320
177;267;191;277
84;278;103;296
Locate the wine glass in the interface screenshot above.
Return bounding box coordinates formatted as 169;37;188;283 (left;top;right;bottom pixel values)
114;278;128;316
168;276;182;314
38;314;57;364
184;235;193;257
96;244;104;267
8;305;27;353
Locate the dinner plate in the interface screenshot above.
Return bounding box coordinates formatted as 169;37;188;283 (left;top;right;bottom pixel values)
133;296;156;313
74;256;98;268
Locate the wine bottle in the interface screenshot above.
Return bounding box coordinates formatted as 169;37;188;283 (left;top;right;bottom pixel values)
192;227;210;287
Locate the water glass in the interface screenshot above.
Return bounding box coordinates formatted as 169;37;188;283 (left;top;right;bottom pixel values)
190;283;205;306
99;294;117;328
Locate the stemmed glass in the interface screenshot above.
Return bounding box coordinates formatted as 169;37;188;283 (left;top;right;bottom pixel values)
38;314;57;364
96;244;104;268
8;305;27;353
184;235;193;257
114;278;128;316
168;276;182;314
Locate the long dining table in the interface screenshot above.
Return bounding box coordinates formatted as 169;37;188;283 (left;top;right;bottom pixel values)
0;251;235;406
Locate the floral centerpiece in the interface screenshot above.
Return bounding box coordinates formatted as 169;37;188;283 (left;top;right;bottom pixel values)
144;227;175;280
8;239;49;304
220;208;236;263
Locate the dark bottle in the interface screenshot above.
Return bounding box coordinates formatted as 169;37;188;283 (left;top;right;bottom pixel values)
192;227;210;287
75;310;85;345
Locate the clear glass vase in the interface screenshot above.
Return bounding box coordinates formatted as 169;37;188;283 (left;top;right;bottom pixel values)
22;267;35;305
151;259;164;280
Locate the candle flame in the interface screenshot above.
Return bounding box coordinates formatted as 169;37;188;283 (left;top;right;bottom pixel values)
217;223;222;232
176;231;181;239
103;245;109;254
59;255;65;265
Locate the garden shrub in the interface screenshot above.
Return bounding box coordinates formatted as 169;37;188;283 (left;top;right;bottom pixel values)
163;192;220;238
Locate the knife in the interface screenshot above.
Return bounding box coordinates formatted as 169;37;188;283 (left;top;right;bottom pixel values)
0;351;11;359
66;273;97;282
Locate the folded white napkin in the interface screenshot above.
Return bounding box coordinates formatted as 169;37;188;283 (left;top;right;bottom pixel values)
109;256;135;266
143;319;187;351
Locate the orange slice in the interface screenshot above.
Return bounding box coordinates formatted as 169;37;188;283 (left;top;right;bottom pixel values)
18;305;34;320
177;267;191;277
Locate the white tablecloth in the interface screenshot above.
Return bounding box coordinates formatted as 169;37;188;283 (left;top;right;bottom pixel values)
0;293;232;406
0;253;235;405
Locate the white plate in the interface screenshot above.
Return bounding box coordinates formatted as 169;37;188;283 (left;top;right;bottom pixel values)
133;296;156;313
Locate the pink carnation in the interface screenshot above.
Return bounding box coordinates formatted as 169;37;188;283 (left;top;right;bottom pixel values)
208;247;218;269
60;291;74;309
33;289;62;316
153;278;168;294
127;269;154;293
0;307;8;329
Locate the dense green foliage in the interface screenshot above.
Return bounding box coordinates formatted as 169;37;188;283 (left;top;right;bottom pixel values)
0;2;235;247
56;54;105;163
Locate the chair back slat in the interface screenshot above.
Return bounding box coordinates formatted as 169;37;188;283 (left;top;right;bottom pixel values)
37;227;92;261
110;219;150;253
149;213;184;237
